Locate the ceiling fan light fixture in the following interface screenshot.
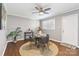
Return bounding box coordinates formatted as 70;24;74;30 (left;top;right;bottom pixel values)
39;12;44;15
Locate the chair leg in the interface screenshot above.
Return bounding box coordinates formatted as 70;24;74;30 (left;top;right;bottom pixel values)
45;43;49;50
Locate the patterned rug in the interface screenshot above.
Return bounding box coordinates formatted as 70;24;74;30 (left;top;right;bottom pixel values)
19;41;59;56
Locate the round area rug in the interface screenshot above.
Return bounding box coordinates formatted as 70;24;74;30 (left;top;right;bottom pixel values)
19;41;59;56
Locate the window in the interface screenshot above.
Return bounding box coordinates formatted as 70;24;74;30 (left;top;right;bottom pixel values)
42;18;55;30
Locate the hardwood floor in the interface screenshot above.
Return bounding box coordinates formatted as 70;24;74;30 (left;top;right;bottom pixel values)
4;40;79;56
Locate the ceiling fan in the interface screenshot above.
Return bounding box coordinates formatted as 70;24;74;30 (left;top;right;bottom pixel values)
32;4;51;15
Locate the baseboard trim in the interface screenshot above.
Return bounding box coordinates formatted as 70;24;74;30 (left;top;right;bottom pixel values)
60;43;77;49
7;39;24;43
49;38;79;49
49;38;61;43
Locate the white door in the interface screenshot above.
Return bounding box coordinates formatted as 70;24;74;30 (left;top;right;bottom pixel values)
62;14;78;46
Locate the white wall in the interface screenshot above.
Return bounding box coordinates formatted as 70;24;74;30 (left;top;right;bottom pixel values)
7;15;40;40
55;16;62;41
0;30;7;55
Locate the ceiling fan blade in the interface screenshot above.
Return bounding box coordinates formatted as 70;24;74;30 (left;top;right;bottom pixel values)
44;8;51;11
35;7;40;10
43;11;49;14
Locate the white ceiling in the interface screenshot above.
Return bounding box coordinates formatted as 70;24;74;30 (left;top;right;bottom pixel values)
4;3;79;20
